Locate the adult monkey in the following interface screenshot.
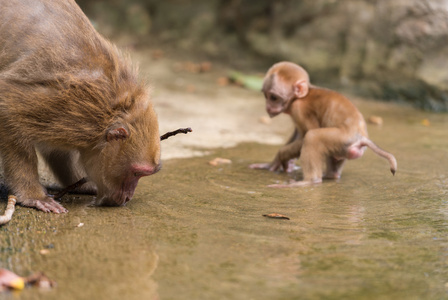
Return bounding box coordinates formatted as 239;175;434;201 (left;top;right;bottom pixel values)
250;62;397;187
0;0;161;212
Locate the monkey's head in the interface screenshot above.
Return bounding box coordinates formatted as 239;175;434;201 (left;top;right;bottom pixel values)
262;62;310;117
81;95;161;207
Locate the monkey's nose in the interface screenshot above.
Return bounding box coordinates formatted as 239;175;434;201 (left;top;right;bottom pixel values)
131;163;162;178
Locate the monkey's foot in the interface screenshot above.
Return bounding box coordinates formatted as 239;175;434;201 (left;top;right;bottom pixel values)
20;197;68;213
285;160;300;173
268;179;320;188
249;163;271;170
250;160;298;173
323;173;341;180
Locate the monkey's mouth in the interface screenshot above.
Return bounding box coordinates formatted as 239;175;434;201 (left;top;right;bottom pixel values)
96;181;137;207
94;171;149;206
97;194;133;206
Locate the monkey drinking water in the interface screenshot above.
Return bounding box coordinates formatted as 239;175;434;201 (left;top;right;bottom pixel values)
250;62;397;187
0;0;161;212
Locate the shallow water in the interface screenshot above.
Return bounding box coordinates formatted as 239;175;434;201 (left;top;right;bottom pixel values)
1;102;448;300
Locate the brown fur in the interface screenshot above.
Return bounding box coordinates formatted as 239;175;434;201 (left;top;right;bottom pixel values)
250;62;397;187
0;0;161;212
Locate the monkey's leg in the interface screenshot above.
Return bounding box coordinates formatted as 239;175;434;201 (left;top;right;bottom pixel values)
269;128;346;188
250;159;297;173
301;128;349;182
1;144;67;213
324;157;346;179
38;148;97;195
250;139;302;172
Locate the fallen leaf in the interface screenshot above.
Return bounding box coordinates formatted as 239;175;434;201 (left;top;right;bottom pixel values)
25;272;56;289
262;213;290;220
151;49;164;60
208;158;232;166
183;61;201;73
186;85;196;93
39;249;50;255
259;116;272;125
199;61;212;72
0;269;25;291
217;77;229;86
76;223;84;228
367;116;383;126
421;119;430;126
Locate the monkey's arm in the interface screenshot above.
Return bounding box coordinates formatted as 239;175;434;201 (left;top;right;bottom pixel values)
250;133;302;173
285;128;300;145
273;137;302;169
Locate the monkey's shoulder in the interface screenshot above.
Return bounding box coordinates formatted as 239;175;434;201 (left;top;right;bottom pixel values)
307;86;349;101
300;86;363;127
307;87;358;111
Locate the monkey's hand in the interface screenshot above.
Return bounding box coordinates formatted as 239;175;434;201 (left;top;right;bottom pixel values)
19;196;68;213
268;179;319;188
249;162;272;170
249;158;297;173
268;180;310;188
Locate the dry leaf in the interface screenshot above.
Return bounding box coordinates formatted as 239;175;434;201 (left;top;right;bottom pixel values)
421;119;430;126
208;158;232;166
39;249;50;255
76;223;84;228
262;213;290;220
151;49;164;60
217;77;229;86
184;62;200;73
25;272;56;289
0;269;24;291
259;116;272;125
199;62;212;72
186;85;196;93
367;116;383;126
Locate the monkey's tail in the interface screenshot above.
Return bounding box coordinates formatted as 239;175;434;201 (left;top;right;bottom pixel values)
362;138;397;175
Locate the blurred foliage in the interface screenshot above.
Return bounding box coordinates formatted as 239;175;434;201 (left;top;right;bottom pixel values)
228;71;263;91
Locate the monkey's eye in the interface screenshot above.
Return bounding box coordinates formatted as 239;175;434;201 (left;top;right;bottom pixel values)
270;95;278;102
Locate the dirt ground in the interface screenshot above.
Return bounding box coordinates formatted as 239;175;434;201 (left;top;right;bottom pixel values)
2;43;448;300
129;48;294;160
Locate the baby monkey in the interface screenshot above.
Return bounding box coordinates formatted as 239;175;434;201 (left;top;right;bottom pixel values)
250;62;397;187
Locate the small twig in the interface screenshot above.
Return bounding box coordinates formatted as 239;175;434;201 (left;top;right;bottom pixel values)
0;195;17;225
53;177;88;199
160;127;192;141
262;213;290;220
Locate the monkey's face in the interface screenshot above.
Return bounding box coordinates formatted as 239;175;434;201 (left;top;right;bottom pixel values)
82;105;161;206
264;92;288;117
262;75;294;118
262;62;311;118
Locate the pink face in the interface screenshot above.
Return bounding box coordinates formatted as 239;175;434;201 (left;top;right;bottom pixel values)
83;104;161;207
264;93;287;117
98;163;161;206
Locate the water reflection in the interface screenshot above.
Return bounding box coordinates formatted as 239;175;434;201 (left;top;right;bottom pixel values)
0;101;447;299
0;205;159;300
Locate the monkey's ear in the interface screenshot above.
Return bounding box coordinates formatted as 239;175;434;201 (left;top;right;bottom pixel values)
294;80;309;98
106;126;129;142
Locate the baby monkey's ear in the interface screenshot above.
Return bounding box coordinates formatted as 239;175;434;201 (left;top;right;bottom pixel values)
294;79;309;99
